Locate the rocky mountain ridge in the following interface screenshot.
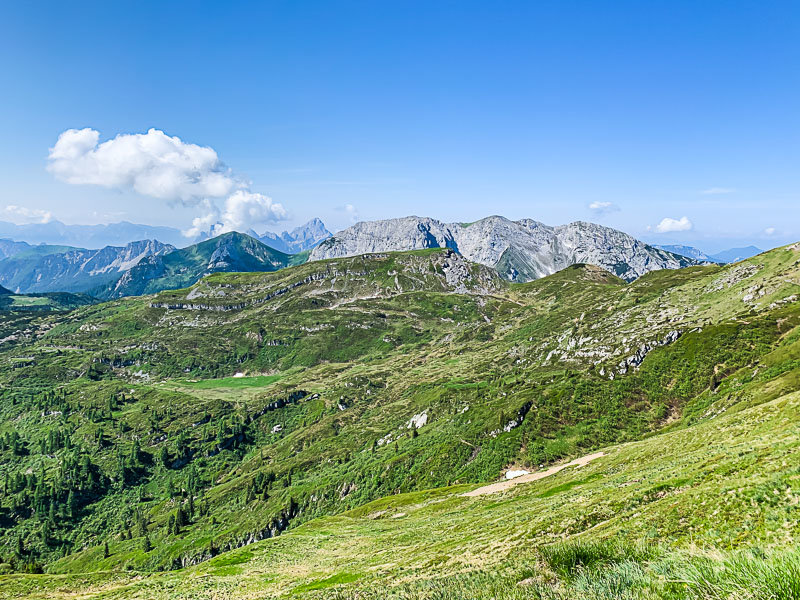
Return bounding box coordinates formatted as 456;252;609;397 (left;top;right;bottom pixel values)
310;215;697;281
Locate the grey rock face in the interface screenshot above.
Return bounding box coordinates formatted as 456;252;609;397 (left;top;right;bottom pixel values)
310;216;697;282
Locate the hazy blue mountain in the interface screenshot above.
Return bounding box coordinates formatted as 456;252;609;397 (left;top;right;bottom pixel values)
259;218;332;253
0;220;188;248
0;240;174;294
96;232;306;299
709;246;763;263
655;244;714;262
0;238;32;260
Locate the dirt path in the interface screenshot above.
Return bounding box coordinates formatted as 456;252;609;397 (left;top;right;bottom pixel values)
462;451;606;497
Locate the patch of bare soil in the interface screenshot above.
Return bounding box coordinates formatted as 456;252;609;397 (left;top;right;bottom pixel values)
462;451;606;497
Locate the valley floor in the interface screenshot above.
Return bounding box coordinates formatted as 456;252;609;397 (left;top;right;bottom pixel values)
4;388;800;599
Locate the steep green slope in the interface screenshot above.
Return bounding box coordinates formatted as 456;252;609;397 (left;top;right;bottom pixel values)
94;232;305;299
0;243;798;595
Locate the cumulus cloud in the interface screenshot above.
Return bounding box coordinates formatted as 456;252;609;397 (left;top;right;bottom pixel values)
652;216;693;233
701;187;735;195
588;201;620;215
4;205;53;224
185;192;287;238
334;203;360;224
48;127;288;237
48;128;239;203
764;226;776;236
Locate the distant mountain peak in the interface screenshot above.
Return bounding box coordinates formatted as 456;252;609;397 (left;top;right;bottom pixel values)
709;246;763;264
259;218;332;254
655;244;714;262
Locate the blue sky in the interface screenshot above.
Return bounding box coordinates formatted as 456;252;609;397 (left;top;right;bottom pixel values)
0;1;798;251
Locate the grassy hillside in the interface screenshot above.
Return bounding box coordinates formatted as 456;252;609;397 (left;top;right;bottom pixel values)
0;243;799;597
0;291;96;341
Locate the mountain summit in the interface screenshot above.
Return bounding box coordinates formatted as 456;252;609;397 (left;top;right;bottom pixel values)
310;215;697;281
259;218;332;254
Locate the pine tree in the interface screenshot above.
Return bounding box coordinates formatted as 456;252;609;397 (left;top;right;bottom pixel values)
67;490;77;518
130;439;141;467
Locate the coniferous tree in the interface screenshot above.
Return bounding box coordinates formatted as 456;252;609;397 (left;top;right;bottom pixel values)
66;490;77;518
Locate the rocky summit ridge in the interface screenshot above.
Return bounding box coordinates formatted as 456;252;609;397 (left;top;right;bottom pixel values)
309;215;697;282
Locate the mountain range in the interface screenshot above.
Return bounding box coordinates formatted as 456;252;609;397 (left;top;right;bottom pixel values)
0;216;771;300
310;215;698;282
0;240;174;294
0;219;330;298
95;232;305;299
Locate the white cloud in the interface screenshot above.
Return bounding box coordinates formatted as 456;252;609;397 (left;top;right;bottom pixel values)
335;203;360;223
183;192;287;238
3;205;53;224
764;226;776;236
588;201;619;215
653;216;693;233
183;200;221;239
48;127;289;237
701;187;735;195
48;128;239;203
